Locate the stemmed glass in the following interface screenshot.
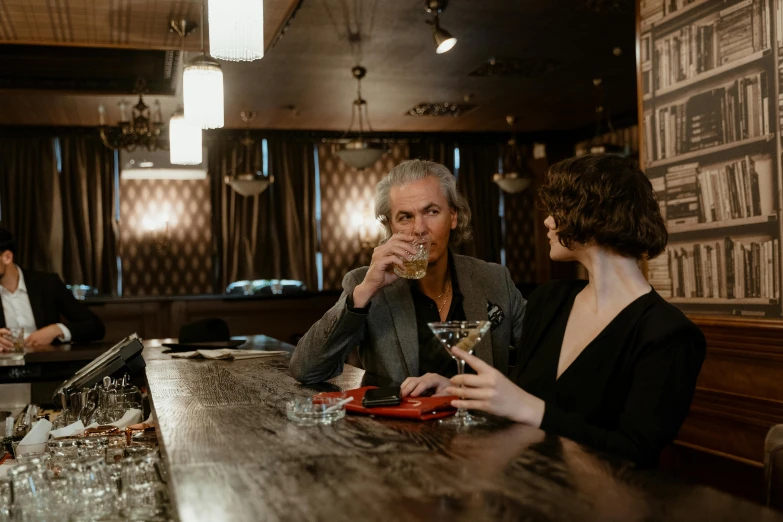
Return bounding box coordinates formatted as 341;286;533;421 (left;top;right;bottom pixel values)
427;320;491;426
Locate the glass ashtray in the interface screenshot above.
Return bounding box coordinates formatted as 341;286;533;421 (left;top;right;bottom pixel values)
286;397;347;425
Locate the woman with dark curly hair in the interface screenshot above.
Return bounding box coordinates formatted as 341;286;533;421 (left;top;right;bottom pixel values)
444;154;706;467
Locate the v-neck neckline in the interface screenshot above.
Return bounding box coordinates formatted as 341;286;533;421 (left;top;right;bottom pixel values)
554;285;655;384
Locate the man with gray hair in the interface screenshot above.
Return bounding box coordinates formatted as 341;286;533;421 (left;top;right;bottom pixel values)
290;159;527;394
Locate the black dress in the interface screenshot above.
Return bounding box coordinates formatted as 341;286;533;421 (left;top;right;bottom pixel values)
512;280;706;467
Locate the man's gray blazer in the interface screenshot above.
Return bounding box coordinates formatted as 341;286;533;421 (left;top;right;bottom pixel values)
289;254;527;384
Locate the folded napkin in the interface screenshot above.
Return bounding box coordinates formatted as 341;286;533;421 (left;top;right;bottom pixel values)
49;420;85;439
316;387;457;421
109;409;143;429
170;349;288;360
19;418;51;445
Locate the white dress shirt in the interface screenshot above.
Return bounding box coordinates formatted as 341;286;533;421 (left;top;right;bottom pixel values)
0;266;71;342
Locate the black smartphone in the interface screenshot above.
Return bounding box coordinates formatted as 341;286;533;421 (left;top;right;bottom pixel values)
362;386;402;408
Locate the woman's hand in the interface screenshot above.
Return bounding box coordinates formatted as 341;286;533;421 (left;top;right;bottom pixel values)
400;373;451;397
352;233;418;307
446;347;546;427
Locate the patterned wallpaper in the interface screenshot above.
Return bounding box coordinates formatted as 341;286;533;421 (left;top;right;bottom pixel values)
504;189;538;284
318;143;409;290
119;178;213;296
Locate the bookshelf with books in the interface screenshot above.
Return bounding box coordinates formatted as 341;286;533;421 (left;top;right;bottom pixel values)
641;0;783;317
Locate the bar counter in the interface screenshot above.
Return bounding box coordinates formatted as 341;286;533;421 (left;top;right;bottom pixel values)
142;337;783;522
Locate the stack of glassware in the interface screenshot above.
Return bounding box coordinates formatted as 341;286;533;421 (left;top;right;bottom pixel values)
1;438;168;521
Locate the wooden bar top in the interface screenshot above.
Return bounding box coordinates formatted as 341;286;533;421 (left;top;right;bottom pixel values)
143;336;783;522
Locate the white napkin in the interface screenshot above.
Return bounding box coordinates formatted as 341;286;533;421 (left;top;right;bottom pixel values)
19;418;51;445
109;409;142;429
170;349;287;360
49;420;85;439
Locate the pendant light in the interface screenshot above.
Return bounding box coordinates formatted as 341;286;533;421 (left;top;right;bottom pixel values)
225;111;275;197
168;20;203;165
493;116;535;194
335;66;385;170
207;0;264;61
169;109;203;165
184;1;224;129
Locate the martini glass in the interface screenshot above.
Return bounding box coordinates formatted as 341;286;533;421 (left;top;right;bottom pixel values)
428;320;491;426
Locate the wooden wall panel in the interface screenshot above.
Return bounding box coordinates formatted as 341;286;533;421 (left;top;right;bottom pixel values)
87;293;340;347
661;316;783;502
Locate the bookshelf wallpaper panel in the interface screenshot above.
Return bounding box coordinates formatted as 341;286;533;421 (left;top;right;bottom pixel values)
640;0;783;318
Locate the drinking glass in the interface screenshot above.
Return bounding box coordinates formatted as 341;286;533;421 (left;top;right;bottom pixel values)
393;237;430;279
7;464;58;521
120;454;168;519
427;320;492;426
47;438;80;477
0;327;24;360
0;478;11;522
105;434;127;463
78;436;108;460
64;457;118;520
15;452;50;468
123;445;156;459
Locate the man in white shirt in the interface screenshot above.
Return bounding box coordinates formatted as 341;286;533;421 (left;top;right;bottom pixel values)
0;228;105;351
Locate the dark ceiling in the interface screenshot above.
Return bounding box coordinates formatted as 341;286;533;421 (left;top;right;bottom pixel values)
0;0;637;133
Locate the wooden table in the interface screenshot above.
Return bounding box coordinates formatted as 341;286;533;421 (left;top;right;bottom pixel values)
143;336;783;522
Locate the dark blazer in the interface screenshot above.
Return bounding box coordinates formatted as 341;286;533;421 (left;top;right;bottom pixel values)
290;254;527;384
0;269;105;344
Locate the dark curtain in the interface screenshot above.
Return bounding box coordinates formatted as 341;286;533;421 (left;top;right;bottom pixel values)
58;136;119;294
267;138;318;290
209;136;318;291
409;138;456;173
455;142;503;264
0;137;59;272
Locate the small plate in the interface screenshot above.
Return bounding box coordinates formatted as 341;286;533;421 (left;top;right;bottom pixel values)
162;340;246;352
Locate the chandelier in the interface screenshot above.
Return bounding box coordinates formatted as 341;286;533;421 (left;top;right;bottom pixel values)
336;66;386;170
208;0;264;61
98;80;165;152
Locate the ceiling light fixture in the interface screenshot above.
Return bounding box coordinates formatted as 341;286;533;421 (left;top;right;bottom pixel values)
184;1;224;129
169;109;203;165
493;115;536;194
225;111;275;197
98;79;165;152
169;20;203;166
335;66;386;170
425;0;457;54
208;0;264;61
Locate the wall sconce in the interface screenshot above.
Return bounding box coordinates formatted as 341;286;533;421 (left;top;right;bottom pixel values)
142;213;172;253
351;212;383;250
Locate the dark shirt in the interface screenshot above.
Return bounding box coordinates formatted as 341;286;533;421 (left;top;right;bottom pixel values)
410;257;466;377
512;280;706;467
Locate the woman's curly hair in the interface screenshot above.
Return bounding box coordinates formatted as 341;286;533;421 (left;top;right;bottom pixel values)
539;154;667;260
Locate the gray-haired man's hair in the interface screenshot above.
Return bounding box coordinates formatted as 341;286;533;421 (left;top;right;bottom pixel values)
375;159;472;245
